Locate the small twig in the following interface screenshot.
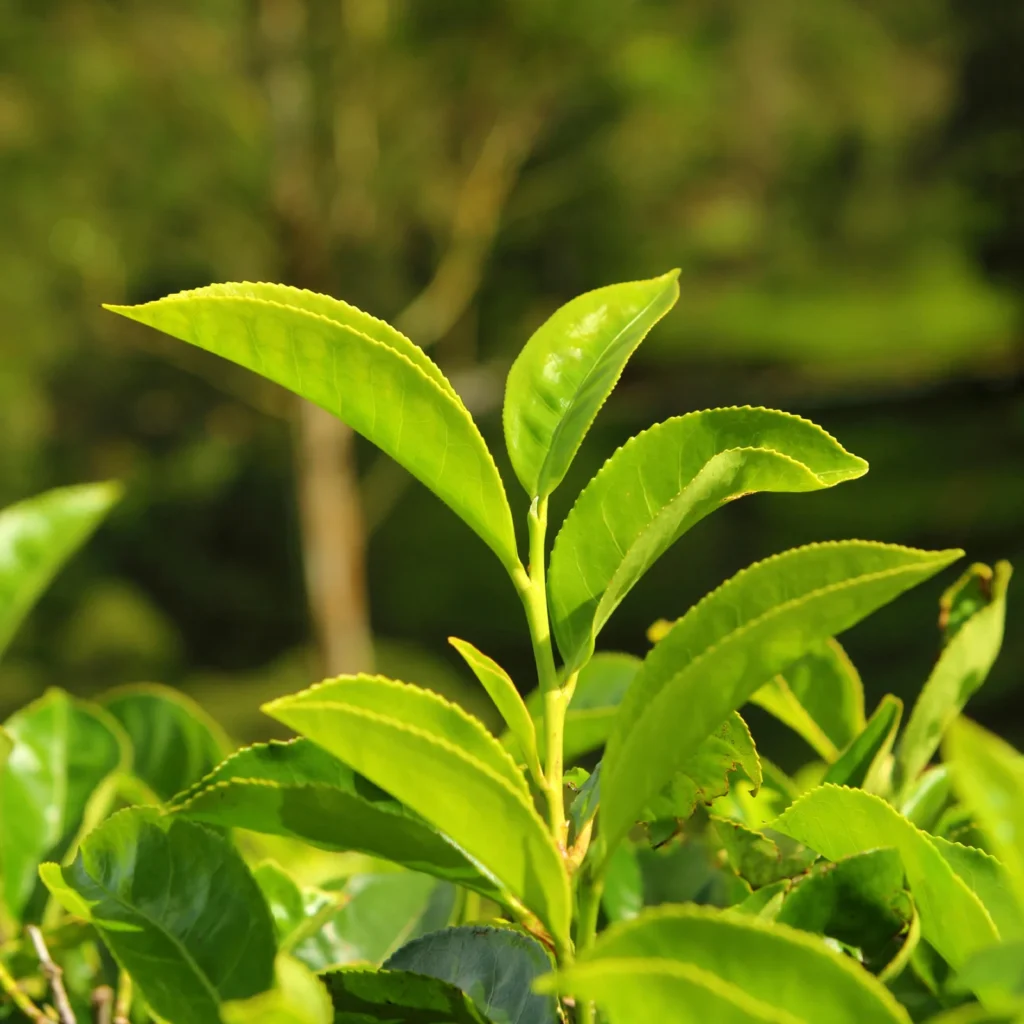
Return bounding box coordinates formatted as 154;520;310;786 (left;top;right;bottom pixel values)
0;956;48;1021
113;971;132;1024
91;987;113;1024
26;926;77;1024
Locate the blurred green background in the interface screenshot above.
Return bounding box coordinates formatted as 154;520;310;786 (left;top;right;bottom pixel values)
1;0;1021;761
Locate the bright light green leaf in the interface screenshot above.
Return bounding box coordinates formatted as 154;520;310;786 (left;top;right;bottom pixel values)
449;637;541;784
503;271;679;499
385;926;557;1024
897;562;1012;792
602;541;962;852
945;718;1024;908
100;683;230;803
171;738;503;901
750;639;865;761
822;694;902;791
105;289;519;573
222;956;333;1024
263;677;571;954
324;968;491;1023
549;407;868;670
0;688;129;921
712;818;817;888
539;905;911;1024
773;784;999;968
0;482;121;660
900;766;952;832
41;807;276;1024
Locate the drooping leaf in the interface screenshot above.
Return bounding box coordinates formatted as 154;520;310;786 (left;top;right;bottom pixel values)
0;688;129;921
503;272;679;499
775;848;914;973
945;719;1024;907
549;407;868;670
750;639;866;761
263;677;571;953
385;926;558;1024
171;738;503;901
601;541;962;853
222;956;333;1024
0;482;121;660
41;808;276;1024
822;694;902;791
449;637;541;783
324;968;491;1023
539;905;911;1024
773;784;999;969
106;288;519;573
100;683;229;802
712;818;818;888
896;562;1012;792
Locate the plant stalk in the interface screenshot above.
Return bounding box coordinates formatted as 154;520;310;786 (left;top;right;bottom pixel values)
574;872;605;1024
26;926;76;1024
0;957;47;1022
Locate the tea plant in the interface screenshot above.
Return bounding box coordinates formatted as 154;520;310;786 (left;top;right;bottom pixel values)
0;274;1020;1023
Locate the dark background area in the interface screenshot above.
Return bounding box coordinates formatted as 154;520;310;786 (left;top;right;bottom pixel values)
0;0;1021;762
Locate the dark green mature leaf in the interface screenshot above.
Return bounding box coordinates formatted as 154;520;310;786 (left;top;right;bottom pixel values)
385;926;558;1024
101;683;229;802
171;739;503;901
776;848;914;973
222;956;333;1024
750;639;865;761
549;407;867;670
773;784;999;969
0;482;121;659
0;688;129;921
263;677;571;952
712;818;817;888
106;288;520;574
41;808;276;1024
539;905;911;1024
897;562;1012;792
601;542;962;853
324;969;491;1023
503;271;679;499
822;694;902;791
945;718;1024;908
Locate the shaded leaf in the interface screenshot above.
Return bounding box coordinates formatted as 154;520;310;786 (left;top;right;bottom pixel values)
569;762;601;841
106;288;519;573
602;541;961;853
41;808;276;1024
222;956;333;1024
550;407;867;670
899;766;952;832
712;818;817;888
324;968;491;1024
503;271;679;499
602;843;644;923
822;694;902;791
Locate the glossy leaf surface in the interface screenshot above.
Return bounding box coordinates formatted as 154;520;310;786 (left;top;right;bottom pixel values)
171;738;502;900
602;542;961;851
263;677;571;951
101;683;229;802
385;926;557;1024
897;562;1011;790
222;956;333;1024
0;688;128;920
41;808;276;1024
503;271;679;498
774;784;998;968
325;969;491;1023
106;289;519;572
549;408;867;669
0;482;120;659
822;694;902;790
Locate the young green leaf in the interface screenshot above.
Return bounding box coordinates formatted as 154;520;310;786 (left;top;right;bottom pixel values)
100;683;230;802
0;688;129;921
773;784;999;969
0;482;121;660
171;739;504;901
323;969;491;1023
822;694;902;791
945;718;1024;907
539;904;912;1024
105;289;520;573
503;271;679;499
263;677;571;953
222;956;333;1024
549;408;868;670
41;808;276;1024
449;637;542;784
750;639;866;761
601;541;962;853
897;562;1012;792
955;942;1024;1013
900;766;952;832
384;926;557;1024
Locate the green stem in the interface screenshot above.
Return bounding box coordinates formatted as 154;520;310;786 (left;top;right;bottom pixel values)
0;957;46;1021
574;873;605;1024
